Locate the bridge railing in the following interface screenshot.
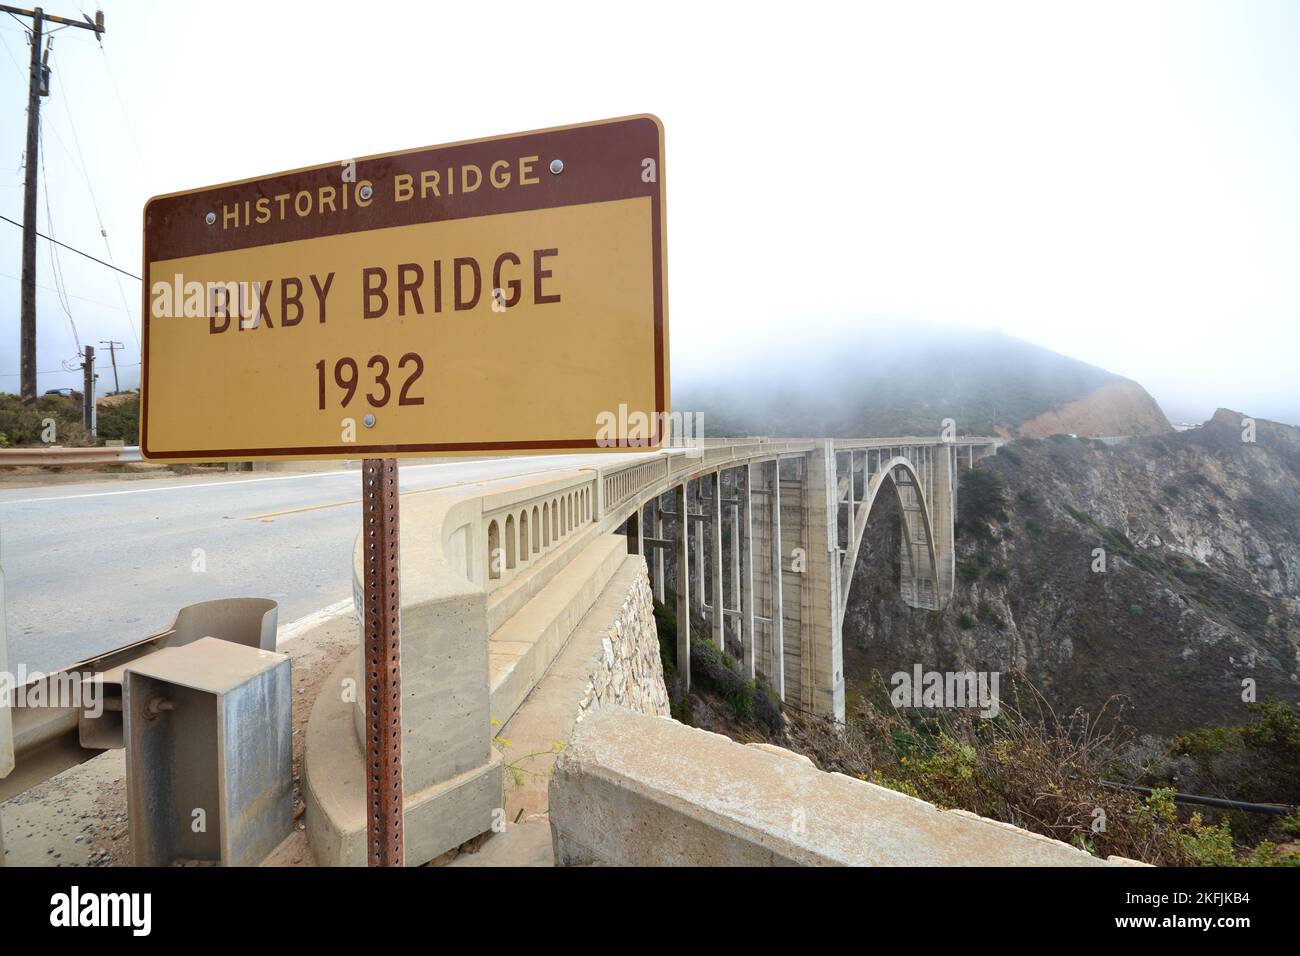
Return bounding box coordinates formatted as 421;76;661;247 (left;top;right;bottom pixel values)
467;442;1003;613
364;440;824;633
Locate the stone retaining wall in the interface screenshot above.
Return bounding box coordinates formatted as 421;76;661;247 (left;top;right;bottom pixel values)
576;564;670;720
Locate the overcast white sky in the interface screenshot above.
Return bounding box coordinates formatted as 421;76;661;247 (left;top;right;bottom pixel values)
1;0;1297;424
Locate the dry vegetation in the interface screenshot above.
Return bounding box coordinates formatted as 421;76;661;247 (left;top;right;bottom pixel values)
784;672;1299;866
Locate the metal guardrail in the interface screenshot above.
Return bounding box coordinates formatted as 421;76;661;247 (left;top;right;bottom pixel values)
0;445;142;466
1;597;277;801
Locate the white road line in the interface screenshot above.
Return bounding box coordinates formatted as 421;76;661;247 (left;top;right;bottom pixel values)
275;598;357;648
0;460;488;505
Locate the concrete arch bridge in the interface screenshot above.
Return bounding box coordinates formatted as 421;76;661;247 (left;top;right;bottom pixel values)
307;435;1002;865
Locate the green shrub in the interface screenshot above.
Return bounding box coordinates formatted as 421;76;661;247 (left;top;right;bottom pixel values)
654;598;782;736
0;393;83;445
0;391;140;446
1177;813;1239;867
653;600;678;678
97;395;140;443
690;637;782;732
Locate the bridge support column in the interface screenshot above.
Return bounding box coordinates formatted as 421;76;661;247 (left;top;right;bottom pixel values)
930;444;957;606
651;496;666;604
728;498;740;654
625;505;643;556
691;482;704;615
751;459;785;699
800;442;844;721
674;482;691;693
710;471;724;652
770;460;784;699
739;465;755;680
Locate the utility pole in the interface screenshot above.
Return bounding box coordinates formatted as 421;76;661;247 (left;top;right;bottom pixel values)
99;339;122;392
1;5;106;403
80;343;94;436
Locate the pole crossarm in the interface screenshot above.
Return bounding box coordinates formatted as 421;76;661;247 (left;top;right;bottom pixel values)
0;5;105;33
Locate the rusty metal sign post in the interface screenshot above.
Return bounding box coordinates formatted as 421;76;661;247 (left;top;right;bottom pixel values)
361;458;403;866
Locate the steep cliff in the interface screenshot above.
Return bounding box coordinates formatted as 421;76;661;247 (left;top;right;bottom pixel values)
843;410;1300;735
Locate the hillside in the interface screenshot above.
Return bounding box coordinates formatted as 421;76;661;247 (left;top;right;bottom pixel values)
1017;380;1171;438
675;326;1171;438
842;410;1300;736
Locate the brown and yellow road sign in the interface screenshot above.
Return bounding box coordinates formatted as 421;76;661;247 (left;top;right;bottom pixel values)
140;115;668;461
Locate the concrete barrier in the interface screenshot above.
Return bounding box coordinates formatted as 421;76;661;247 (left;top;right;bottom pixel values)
549;707;1117;867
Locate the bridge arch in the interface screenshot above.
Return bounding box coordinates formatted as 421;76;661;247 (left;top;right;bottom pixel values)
839;455;942;617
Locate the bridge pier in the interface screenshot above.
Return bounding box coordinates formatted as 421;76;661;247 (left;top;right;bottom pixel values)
930;445;957;607
768;460;785;699
738;466;755;680
691;484;704;616
798;442;845;721
674;482;691;694
748;459;785;699
709;471;724;652
651;497;666;603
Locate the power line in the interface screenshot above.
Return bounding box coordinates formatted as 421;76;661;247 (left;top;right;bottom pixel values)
0;23;24;77
96;40;151;186
53;41;140;348
0;212;139;279
39;119;82;352
0;361;137;377
0;268;130;310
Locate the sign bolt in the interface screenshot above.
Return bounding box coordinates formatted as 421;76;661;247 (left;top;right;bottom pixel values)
359;184;373;201
363;414;376;428
205;211;216;225
549;159;564;175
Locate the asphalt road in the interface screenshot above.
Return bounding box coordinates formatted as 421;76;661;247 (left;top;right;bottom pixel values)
0;454;641;673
